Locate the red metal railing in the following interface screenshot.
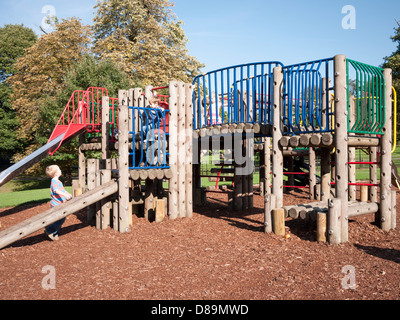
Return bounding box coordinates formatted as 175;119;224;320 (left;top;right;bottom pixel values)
47;87;109;153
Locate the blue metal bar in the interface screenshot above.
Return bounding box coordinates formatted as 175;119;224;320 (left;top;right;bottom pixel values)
215;71;219;125
220;70;223;124
234;68;238;123
208;73;212;125
192;61;284;132
246;65;250;123
202;75;207;128
129;106;169;170
324;63;330;131
283;57;334;134
240;66;244;123
252;65;257;123
227;69;231;123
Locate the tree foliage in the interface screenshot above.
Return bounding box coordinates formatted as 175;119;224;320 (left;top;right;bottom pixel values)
93;0;204;86
7;18;92;157
2;1;204;177
0;24;37;82
0;24;37;158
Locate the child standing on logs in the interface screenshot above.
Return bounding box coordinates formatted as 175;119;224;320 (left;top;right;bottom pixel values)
44;165;72;241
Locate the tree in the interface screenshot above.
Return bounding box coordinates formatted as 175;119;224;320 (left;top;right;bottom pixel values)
7;18;92;163
382;20;400;142
0;24;37;82
60;54;132;99
92;0;204;86
0;24;37;159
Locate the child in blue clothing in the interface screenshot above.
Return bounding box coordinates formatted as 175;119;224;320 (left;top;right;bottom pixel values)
45;165;72;241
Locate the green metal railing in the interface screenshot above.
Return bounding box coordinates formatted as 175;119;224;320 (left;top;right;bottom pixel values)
346;59;385;135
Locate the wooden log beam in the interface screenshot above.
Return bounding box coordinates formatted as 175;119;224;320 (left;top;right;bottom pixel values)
117;89;131;233
168;81;179;219
0;181;118;250
272;66;284;209
185;83;194;218
347;137;380;147
380;68;393;231
334;54;349;243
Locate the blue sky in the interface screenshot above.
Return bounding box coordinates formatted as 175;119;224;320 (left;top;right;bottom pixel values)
0;0;399;73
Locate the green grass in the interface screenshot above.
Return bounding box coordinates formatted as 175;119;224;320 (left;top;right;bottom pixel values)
0;188;52;208
0;178;72;208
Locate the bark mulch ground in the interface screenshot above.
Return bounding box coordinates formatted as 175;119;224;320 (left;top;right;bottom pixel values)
0;188;399;301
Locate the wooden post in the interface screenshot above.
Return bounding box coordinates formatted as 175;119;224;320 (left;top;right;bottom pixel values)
360;185;368;202
118;90;131;233
168;81;179;219
72;179;79;198
264;194;276;233
247;135;254;209
316;212;327;242
87;158;96;222
145;179;155;221
177;82;186;218
309;148;316;200
233;135;243;211
259;145;265;196
132;88;143;136
348;146;356;201
369;147;378;202
272;208;285;236
242;140;249;210
272;66;284;209
112;200;118;231
320;149;331;201
78;134;86;191
101;96;110;161
100;169;111;229
95;159;101;222
265;137;271;195
185;83;194;218
328;198;341;245
155;199;166;223
74;187;82;198
391;190;397;230
348;94;356;201
193;132;201;207
144;85;153;106
380;68;393;231
334;54;349;243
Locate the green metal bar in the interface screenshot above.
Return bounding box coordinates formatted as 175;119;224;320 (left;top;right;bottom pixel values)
346;59;385;135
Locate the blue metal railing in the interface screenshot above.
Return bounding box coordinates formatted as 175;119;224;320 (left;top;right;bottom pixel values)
192;61;283;130
282;58;334;135
129;106;169;170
